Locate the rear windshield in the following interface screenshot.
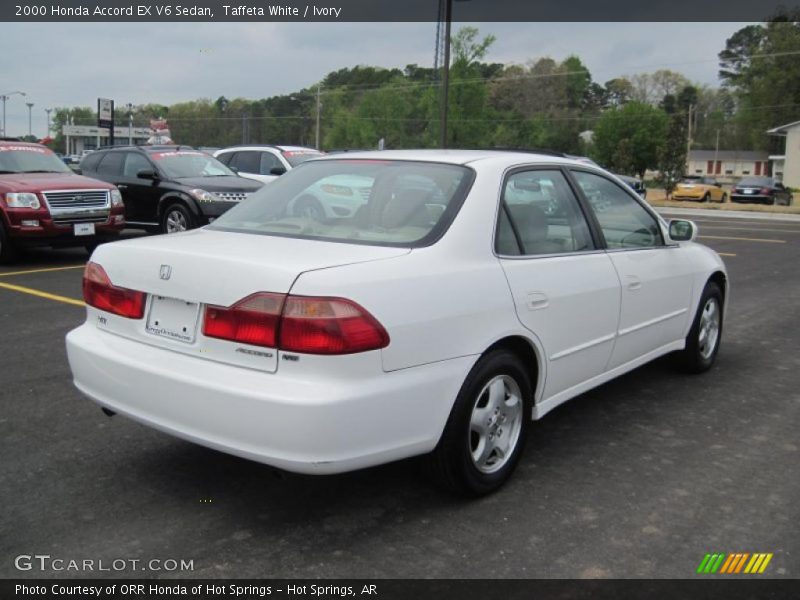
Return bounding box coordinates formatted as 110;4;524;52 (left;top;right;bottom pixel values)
150;151;235;178
738;177;772;187
209;159;474;248
0;145;72;174
282;149;325;167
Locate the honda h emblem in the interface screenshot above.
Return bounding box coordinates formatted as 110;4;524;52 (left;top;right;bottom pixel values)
159;265;172;280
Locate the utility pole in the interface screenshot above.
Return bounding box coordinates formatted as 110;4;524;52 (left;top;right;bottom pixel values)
127;103;133;145
242;113;248;144
26;102;34;138
439;0;453;149
713;129;720;175
685;104;693;175
315;85;321;150
44;108;52;138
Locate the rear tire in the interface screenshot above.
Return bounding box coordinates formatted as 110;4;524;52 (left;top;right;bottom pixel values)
0;221;18;264
702;192;710;203
674;281;723;374
721;193;727;203
427;349;532;496
161;203;194;234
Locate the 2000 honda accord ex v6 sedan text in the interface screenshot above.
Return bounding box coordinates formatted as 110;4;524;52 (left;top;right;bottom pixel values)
66;150;727;495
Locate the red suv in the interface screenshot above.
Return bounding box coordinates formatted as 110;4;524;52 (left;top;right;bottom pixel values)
0;140;125;262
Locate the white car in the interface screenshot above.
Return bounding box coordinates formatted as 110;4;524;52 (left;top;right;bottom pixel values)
66;150;727;495
214;145;324;185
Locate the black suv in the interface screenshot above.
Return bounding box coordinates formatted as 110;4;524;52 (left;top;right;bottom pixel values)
80;146;263;233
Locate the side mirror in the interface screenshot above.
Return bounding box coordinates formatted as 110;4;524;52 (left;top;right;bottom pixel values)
715;182;722;188
270;167;287;176
229;166;239;174
137;169;158;180
668;219;698;242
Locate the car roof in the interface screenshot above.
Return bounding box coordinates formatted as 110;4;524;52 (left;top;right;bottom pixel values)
313;149;593;168
217;144;321;153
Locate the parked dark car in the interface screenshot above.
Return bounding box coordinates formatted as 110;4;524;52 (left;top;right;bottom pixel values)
731;177;793;206
615;174;647;199
80;146;263;233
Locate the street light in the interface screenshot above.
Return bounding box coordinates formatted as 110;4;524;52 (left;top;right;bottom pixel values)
45;108;53;138
26;102;34;138
0;90;26;137
127;103;134;145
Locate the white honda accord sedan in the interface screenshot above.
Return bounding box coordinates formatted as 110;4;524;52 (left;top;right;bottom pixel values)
66;150;727;495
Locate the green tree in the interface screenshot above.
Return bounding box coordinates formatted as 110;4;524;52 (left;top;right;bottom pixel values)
592;102;668;176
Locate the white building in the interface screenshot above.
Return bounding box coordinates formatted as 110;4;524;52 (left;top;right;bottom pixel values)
62;124;151;154
767;120;800;188
685;149;770;183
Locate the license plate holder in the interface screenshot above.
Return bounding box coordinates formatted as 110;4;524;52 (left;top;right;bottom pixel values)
74;223;96;236
146;295;200;344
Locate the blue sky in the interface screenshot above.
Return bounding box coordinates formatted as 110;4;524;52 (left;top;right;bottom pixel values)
1;22;748;137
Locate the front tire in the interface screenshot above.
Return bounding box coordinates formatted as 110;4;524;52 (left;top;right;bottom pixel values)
427;349;532;496
161;203;194;234
702;192;710;203
293;195;325;221
721;193;727;203
0;221;18;264
674;281;723;373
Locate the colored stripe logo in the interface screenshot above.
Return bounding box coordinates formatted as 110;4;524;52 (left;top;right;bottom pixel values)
697;553;773;574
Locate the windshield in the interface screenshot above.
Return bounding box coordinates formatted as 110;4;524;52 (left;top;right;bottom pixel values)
738;177;772;187
0;145;72;174
282;149;325;167
150;150;236;178
210;159;474;248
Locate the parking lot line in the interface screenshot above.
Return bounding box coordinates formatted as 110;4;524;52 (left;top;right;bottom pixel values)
0;264;85;277
0;281;85;307
698;235;786;244
717;253;737;257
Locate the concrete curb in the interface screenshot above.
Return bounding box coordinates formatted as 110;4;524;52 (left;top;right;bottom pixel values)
656;207;800;222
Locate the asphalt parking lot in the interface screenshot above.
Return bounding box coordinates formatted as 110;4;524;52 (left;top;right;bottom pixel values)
1;212;799;579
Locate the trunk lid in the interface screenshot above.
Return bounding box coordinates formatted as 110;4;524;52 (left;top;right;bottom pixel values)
90;228;409;372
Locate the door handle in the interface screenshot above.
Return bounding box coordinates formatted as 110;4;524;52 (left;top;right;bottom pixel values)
525;292;549;310
625;275;642;291
117;184;128;189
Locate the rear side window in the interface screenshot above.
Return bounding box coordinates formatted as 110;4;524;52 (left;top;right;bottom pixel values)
572;170;663;249
80;152;102;171
210;159;474;248
97;152;124;176
498;169;594;256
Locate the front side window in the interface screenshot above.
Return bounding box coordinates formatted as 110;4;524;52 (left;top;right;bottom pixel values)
572;170;663;249
229;151;261;174
210;159;473;248
122;153;152;178
497;169;594;256
260;152;283;174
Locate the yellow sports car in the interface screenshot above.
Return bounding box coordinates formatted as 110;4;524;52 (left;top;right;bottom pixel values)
672;177;727;202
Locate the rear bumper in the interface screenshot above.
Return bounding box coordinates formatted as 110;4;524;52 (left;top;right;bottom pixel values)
731;194;772;204
66;323;472;474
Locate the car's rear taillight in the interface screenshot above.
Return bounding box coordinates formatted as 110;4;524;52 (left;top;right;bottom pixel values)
201;293;389;355
279;296;389;355
203;293;284;348
82;262;145;319
760;187;773;195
